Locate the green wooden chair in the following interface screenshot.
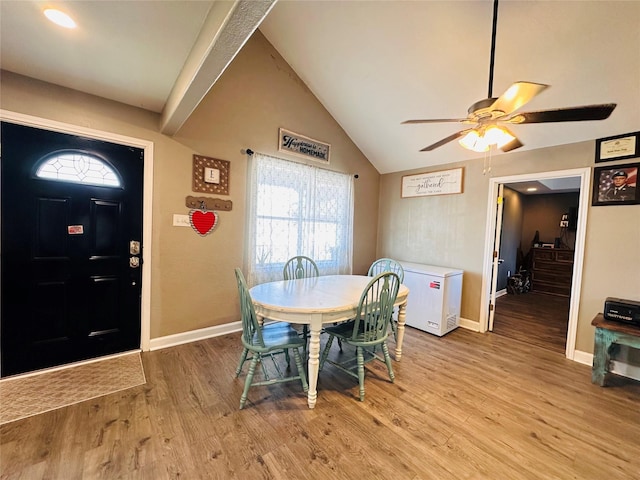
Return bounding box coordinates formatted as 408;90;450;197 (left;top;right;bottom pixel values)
283;255;319;352
368;258;404;282
283;255;319;281
319;271;400;402
368;258;405;341
234;268;308;409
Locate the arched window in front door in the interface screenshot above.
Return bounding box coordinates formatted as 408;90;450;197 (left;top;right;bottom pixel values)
35;150;122;187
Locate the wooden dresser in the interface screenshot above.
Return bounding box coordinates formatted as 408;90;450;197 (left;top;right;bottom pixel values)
530;247;574;297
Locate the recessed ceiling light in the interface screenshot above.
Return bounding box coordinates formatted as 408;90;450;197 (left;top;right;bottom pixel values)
44;8;77;29
526;187;538;192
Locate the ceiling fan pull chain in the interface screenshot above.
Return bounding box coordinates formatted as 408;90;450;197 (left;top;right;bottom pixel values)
483;148;494;175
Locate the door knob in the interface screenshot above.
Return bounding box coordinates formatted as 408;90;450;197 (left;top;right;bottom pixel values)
129;240;140;255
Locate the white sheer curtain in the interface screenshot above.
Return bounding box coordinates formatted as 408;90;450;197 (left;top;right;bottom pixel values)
245;152;354;286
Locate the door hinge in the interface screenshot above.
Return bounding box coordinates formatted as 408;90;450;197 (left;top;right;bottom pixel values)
493;250;498;258
489;304;494;311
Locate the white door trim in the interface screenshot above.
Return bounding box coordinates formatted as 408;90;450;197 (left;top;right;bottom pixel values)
479;167;591;360
1;109;154;352
488;184;505;331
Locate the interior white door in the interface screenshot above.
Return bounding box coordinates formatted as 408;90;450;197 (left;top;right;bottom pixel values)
488;184;504;331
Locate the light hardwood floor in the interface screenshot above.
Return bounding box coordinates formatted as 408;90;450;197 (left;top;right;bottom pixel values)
2;326;639;479
492;291;570;353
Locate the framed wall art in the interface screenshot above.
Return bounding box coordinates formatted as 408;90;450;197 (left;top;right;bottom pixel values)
401;167;464;198
591;163;639;206
192;154;230;195
595;131;640;163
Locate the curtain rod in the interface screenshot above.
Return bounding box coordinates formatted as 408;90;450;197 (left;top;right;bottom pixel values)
244;148;358;178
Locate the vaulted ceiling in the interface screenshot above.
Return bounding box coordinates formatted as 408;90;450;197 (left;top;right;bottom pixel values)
2;1;638;174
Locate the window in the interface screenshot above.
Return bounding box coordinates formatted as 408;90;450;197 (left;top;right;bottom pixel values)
35;151;121;187
246;153;353;286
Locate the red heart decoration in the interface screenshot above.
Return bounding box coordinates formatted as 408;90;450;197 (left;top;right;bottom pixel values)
189;210;218;236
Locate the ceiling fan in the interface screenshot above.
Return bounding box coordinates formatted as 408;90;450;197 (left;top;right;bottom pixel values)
402;0;616;153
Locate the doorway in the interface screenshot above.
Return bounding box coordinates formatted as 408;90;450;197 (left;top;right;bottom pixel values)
1;116;153;377
480;168;591;360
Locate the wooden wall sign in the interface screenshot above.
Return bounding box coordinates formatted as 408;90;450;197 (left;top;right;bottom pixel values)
401;167;464;198
192;154;230;195
278;128;330;164
185;196;232;211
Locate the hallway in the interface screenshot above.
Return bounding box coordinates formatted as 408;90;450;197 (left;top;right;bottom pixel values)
492;291;570;353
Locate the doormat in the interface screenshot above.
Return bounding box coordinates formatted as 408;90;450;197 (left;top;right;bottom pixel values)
0;352;146;425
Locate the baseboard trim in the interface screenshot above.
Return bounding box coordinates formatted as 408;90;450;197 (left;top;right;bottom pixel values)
459;317;480;332
149;322;242;351
572;349;592;366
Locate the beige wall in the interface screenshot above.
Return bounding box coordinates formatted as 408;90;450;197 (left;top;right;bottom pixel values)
0;31;379;339
2;29;638;355
521;193;578;254
378;142;640;353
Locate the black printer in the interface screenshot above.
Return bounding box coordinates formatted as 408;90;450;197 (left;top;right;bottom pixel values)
604;297;640;326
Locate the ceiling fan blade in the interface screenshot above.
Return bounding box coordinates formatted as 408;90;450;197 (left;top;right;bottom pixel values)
489;82;549;116
500;138;523;153
420;130;471;152
506;103;617;124
402;118;467;124
496;126;523;152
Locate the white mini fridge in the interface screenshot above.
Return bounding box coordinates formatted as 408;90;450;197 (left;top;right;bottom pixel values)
400;262;463;336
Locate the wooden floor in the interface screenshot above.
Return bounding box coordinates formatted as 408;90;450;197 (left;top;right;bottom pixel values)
2;327;639;479
492;291;569;353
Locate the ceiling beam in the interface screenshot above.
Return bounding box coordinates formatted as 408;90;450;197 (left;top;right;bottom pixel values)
160;0;277;135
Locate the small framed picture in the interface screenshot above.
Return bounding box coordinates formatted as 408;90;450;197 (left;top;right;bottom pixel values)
595;131;639;163
591;163;639;206
192;155;230;195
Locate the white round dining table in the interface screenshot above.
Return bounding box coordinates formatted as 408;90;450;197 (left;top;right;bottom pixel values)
249;275;409;409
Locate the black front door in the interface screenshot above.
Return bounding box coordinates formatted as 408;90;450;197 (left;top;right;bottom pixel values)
1;122;144;377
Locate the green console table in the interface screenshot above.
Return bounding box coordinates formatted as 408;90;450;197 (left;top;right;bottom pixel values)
591;313;640;386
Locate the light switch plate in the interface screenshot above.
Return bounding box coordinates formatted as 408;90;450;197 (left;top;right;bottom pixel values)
173;214;191;227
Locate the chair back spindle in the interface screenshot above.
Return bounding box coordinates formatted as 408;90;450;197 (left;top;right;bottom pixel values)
283;255;320;280
354;272;400;343
367;257;404;283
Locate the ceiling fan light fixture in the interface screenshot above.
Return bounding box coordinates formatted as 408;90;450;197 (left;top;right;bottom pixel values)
485;125;516;148
44;8;77;29
459;129;489;153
